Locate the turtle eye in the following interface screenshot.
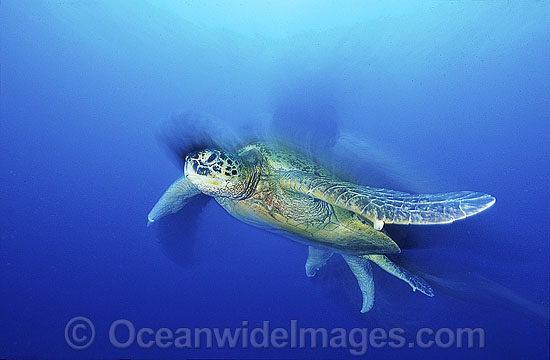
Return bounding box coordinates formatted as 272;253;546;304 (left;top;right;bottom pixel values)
206;153;217;163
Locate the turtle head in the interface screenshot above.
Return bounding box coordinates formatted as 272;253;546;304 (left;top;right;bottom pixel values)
184;149;247;198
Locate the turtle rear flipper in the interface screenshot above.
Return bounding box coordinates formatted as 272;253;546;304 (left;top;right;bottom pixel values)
366;255;434;297
305;246;334;277
279;170;495;228
147;176;201;226
305;247;376;313
342;254;375;313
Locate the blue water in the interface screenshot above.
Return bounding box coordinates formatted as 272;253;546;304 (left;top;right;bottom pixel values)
1;1;549;359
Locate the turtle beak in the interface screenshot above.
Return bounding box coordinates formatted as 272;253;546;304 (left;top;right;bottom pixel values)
184;155;195;177
184;161;201;184
184;152;199;178
184;161;190;177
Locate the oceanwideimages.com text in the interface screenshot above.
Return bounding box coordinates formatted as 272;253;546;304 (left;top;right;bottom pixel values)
65;317;485;355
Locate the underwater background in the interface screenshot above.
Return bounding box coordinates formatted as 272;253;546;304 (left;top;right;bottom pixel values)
1;1;549;359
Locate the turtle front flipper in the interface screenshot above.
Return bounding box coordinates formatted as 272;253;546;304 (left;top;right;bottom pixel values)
147;176;201;226
366;255;434;297
342;254;375;313
278;170;495;228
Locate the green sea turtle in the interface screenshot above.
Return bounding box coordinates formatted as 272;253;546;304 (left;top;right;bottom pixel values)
148;142;495;313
